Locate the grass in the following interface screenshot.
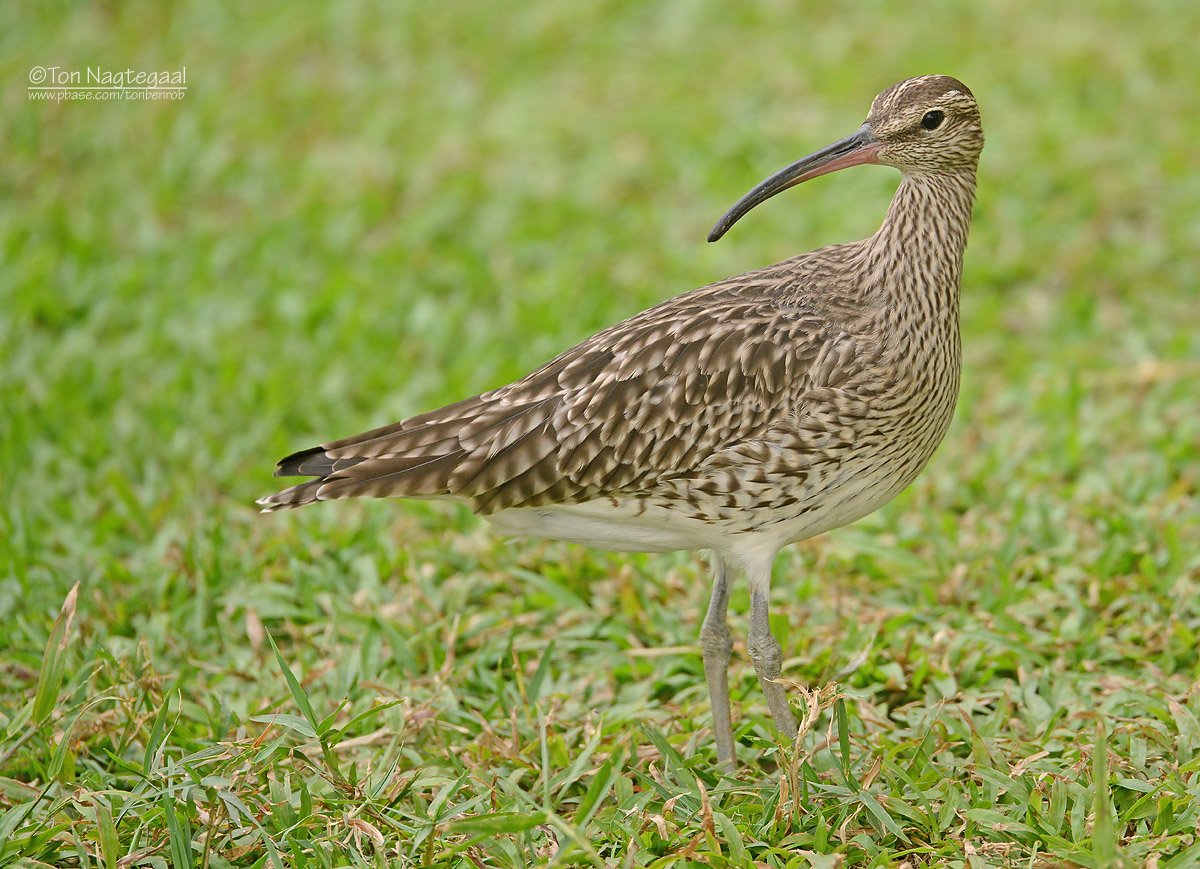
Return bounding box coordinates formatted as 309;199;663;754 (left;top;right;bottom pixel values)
2;0;1199;865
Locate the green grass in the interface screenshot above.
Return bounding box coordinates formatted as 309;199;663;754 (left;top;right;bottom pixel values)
3;1;1199;866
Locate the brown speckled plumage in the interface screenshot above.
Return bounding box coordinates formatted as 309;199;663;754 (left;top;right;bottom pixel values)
259;75;984;766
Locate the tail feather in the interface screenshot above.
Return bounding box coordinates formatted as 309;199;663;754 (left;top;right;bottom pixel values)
307;450;465;502
258;445;467;513
274;445;367;478
257;478;327;512
259;378;600;515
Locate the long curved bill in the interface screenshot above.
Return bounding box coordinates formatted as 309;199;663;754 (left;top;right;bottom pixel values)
707;123;882;242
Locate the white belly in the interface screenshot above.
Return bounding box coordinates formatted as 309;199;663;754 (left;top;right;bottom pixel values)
483;456;917;558
487;499;718;553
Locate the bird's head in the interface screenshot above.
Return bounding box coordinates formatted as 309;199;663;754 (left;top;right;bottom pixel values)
867;75;983;174
708;75;984;242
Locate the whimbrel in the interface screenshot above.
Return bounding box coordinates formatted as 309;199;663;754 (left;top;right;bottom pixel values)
260;75;984;767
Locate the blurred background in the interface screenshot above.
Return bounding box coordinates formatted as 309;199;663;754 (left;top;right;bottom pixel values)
5;0;1195;588
2;0;1199;861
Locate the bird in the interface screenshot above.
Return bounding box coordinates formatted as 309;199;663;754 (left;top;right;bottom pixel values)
259;75;984;767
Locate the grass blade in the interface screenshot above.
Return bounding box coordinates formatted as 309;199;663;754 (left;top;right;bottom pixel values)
266;631;319;733
161;791;193;869
1091;720;1125;866
33;583;78;727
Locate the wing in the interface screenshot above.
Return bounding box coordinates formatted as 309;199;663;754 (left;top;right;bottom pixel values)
258;246;873;515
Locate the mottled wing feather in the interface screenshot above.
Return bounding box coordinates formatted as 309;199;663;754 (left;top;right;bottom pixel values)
259;246;875;514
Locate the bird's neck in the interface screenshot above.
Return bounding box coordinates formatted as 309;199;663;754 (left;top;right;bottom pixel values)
865;168;978;315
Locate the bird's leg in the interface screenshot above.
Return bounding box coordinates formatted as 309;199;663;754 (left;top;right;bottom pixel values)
699;556;735;767
746;557;798;741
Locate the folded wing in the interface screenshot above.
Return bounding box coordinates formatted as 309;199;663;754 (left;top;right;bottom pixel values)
258;259;863;515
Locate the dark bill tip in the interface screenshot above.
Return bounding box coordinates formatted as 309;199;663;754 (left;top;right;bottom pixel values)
707;123;881;243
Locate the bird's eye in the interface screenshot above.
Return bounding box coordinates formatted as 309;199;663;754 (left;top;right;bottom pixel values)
921;110;945;130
